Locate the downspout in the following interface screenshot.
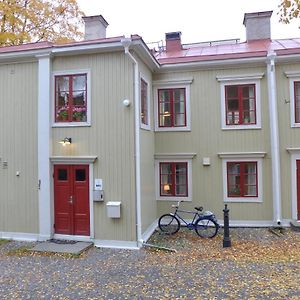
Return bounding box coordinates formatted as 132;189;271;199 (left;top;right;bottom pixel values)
121;38;143;247
267;51;282;225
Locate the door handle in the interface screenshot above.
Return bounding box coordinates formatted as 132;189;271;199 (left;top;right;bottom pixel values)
69;195;73;204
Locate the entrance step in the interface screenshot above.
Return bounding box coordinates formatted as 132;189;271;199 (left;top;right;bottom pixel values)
290;220;300;232
30;241;93;254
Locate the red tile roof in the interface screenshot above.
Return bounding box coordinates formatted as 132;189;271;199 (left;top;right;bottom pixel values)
154;38;300;64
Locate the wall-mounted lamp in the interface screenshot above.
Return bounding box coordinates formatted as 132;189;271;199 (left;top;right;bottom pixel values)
123;99;131;107
59;137;72;146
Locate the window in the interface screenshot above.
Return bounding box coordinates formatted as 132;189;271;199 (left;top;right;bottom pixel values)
225;84;256;125
219;153;264;203
217;74;263;130
140;78;150;129
54;72;89;124
159;162;188;197
158;88;186;127
155;154;194;201
227;162;257;197
153;78;192;131
284;72;300;127
294;81;300;123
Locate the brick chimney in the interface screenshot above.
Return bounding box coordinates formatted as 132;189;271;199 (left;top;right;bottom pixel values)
165;32;182;52
243;11;272;41
82;15;109;40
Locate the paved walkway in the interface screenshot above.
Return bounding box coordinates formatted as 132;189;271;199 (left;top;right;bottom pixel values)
0;228;299;299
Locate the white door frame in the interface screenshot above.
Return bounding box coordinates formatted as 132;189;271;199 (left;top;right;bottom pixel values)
50;156;97;241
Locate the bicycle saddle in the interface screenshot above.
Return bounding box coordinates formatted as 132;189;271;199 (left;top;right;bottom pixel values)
195;206;203;211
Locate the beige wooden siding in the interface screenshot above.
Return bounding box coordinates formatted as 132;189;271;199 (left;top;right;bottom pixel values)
154;66;273;221
52;52;136;241
275;63;300;219
0;62;38;233
138;58;156;233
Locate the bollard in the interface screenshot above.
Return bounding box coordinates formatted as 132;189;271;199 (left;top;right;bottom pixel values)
223;204;231;248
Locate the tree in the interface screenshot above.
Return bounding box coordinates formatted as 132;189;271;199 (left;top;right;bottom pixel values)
0;0;84;46
279;0;300;23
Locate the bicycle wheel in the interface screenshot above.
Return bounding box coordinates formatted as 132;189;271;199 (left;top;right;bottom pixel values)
195;218;218;238
158;214;180;235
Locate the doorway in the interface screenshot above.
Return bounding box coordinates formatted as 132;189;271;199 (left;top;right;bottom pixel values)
54;165;90;236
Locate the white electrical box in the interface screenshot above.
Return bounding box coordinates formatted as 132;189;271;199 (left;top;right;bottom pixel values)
94;179;103;190
203;157;211;166
93;190;104;202
106;201;121;218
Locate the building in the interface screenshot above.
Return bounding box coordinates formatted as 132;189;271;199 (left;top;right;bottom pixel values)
0;11;299;249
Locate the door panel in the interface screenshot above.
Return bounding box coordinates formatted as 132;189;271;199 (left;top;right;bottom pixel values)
73;166;90;236
54;165;90;236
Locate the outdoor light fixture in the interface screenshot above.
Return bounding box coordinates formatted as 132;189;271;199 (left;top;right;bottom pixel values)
59;137;72;146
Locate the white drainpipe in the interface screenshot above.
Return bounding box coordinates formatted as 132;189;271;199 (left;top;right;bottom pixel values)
121;38;143;247
267;52;282;225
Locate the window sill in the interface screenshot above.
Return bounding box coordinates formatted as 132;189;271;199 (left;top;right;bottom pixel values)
155;127;191;132
52;122;91;128
224;198;262;203
222;125;261;130
157;197;192;202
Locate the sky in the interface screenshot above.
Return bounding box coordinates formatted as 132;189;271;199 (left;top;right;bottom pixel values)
76;0;300;44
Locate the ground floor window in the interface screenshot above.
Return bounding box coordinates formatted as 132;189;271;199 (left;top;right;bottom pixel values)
227;161;257;197
219;155;264;203
155;155;194;201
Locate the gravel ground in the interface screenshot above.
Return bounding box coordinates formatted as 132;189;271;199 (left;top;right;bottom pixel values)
0;228;299;299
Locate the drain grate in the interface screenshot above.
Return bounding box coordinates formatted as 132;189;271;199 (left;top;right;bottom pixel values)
50;239;77;245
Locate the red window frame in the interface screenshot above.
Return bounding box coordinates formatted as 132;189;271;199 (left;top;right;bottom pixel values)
294;81;300;123
55;74;87;123
159;162;188;197
227;161;258;198
225;84;256;125
140;79;148;126
158;88;186;127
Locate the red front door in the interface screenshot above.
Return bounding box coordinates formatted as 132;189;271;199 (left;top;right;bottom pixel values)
54;165;90;236
297;160;300;220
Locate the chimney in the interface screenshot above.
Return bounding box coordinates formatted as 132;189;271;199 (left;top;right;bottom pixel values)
243;11;272;41
165;32;182;52
82;15;109;40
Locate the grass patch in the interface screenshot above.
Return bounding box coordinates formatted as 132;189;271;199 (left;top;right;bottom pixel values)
0;239;11;246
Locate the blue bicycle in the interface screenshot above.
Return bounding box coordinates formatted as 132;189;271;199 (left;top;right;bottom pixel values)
158;201;219;238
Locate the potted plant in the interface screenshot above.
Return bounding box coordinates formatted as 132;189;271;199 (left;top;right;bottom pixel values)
57;106;69;121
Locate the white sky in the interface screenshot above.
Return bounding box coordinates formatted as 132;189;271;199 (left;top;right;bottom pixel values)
77;0;300;44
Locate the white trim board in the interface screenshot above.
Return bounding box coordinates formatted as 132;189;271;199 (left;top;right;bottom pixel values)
141;220;158;243
94;240;139;250
0;232;39;242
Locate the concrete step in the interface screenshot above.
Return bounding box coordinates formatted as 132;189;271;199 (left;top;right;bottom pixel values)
290;220;300;232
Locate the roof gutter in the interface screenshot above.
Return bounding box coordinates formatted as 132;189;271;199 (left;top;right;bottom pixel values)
121;38;143;248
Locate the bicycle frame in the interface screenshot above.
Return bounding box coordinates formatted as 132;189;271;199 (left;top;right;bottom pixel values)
171;204;201;228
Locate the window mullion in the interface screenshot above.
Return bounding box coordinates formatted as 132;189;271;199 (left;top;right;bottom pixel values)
170;90;174;127
172;163;176;196
238;86;243;125
240;163;245;197
68;75;73;122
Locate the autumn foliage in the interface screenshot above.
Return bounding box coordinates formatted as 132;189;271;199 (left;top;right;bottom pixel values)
0;0;84;46
279;0;300;23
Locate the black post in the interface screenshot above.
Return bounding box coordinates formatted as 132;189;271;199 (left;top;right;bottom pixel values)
223;204;231;248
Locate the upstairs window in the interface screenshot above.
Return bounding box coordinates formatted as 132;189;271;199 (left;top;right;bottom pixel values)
227;161;258;198
159;162;188;197
294;81;300;123
225;84;256;125
158;88;186;128
140;78;150;129
55;74;87;123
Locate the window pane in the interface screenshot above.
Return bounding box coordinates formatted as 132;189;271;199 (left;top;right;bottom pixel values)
76;169;86;181
73;75;86;91
244;185;257;196
227;86;238;98
295;82;300;122
58;169;68;181
140;79;148;125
